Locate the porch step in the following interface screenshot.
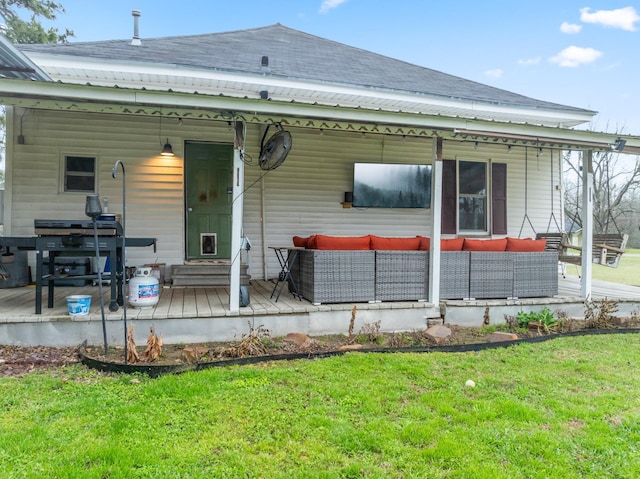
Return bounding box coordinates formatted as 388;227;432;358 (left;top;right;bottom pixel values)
171;263;250;287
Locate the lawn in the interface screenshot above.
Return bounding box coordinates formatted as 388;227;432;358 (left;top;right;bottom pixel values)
2;334;640;478
565;247;640;286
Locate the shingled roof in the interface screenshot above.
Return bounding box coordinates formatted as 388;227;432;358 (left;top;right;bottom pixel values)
19;23;590;116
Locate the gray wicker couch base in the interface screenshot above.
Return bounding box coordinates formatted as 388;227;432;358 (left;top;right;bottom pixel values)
295;250;375;304
375;251;428;301
513;252;559;298
439;251;471;299
469;252;515;299
291;249;558;304
468;251;558;299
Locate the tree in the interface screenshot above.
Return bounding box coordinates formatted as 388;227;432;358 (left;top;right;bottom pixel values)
563;148;640;247
0;1;73;194
1;1;72;44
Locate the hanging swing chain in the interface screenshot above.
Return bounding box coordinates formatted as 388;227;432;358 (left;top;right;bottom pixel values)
603;153;623;235
546;149;562;233
518;146;537;238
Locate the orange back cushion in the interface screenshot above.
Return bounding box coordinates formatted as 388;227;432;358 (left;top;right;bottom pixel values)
292;236;308;248
314;234;371;250
441;238;465;251
463;238;508;251
370;235;420;250
505;237;547;252
417;236;431;251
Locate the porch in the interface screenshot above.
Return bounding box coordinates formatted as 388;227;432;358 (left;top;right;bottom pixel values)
1;277;639;347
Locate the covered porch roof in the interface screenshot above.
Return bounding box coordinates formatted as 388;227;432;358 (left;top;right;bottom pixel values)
0;78;638;154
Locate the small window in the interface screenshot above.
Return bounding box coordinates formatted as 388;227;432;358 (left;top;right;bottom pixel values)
64;156;96;193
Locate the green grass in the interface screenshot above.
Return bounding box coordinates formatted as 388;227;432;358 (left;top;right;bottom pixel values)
2;334;640;478
565;248;640;285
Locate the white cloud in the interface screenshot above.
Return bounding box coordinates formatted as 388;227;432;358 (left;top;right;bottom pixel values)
549;45;603;67
484;68;503;79
518;57;541;66
580;6;640;31
560;22;582;34
319;0;347;14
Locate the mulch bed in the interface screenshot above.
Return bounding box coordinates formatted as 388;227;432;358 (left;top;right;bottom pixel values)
3;321;639;378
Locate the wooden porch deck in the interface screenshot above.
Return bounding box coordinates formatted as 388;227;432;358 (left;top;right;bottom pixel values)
0;279;375;322
1;276;638;321
1;276;639;346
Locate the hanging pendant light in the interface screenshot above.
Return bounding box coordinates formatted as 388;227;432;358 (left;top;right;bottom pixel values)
160;138;174;156
158;112;175;157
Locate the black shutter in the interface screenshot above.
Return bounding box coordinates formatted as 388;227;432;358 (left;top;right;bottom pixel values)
492;163;507;235
441;160;457;234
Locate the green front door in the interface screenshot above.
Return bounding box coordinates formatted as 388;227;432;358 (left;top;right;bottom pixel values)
185;142;234;260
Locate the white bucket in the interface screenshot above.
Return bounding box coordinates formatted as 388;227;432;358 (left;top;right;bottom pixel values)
66;295;92;316
128;267;160;308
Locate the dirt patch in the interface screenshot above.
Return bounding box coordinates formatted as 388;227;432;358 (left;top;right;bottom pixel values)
0;345;81;377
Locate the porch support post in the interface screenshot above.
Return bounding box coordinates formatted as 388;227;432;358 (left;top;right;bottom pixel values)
428;137;443;304
2;107;15;234
581;149;593;299
229;123;246;312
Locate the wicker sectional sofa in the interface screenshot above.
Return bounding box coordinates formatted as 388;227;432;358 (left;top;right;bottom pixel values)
289;235;558;304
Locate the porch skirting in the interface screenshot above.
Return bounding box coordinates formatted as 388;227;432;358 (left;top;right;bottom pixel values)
1;278;639;347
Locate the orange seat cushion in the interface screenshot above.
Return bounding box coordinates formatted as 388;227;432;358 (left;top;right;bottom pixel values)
314;234;371;250
462;238;508;251
506;237;547;252
370;235;420;250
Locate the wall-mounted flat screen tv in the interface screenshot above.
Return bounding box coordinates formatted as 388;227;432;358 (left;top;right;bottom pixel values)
353;163;432;208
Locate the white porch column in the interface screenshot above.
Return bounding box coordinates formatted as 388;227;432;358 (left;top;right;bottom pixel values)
229;123;246;312
581;149;593;299
428;137;443;304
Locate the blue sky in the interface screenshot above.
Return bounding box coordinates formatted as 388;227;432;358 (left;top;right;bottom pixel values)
34;1;640;134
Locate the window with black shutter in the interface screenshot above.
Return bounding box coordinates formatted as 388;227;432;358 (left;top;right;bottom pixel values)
441;159;507;235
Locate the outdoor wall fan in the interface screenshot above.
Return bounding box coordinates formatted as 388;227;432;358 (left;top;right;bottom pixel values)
259;124;292;171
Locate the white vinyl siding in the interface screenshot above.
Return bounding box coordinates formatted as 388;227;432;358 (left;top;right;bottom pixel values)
8;108;564;281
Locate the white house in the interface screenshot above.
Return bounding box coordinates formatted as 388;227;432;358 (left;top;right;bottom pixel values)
1;20;638;310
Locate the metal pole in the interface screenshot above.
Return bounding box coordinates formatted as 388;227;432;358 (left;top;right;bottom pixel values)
86;194;108;355
112;161;128;363
93;220;108;354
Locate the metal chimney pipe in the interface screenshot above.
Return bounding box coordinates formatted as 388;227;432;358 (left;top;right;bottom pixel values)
131;9;141;46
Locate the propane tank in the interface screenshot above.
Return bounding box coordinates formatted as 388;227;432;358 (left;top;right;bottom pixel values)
128;267;159;308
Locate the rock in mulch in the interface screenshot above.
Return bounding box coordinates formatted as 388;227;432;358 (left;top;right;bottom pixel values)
489;331;518;343
338;344;364;351
425;324;452;344
181;345;211;364
284;333;315;349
